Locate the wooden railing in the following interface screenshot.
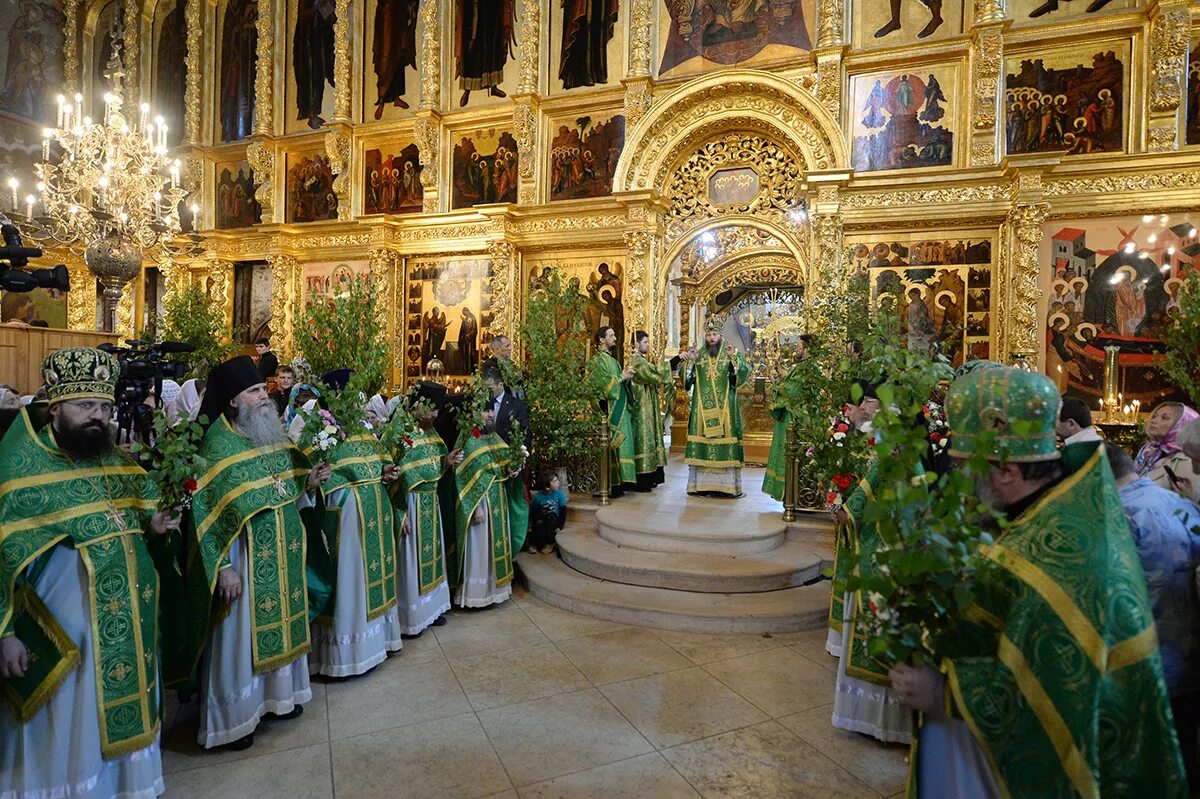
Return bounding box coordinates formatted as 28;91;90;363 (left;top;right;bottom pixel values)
0;325;122;395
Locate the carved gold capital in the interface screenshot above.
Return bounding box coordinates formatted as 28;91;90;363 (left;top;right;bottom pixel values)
414;114;440;213
815;53;842;120
973;0;1005;25
1149;7;1190;115
817;0;844;48
419;0;441;110
324;128;353;221
623;79;654;129
253;0;275;136
247;138;276;223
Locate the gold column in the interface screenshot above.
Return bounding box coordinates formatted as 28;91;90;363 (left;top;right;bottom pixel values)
370;247;403;388
63;0;81;93
512;0;540;204
331;0;352;123
246;139;277;223
1147;1;1191;152
807;172;850;290
622;0;654;128
968;1;1007;168
999;166;1052;364
415;0;442;214
182;0;203;146
267;253;299;358
249;0;278;221
487;240;517;340
67;257;97;332
123;0;140;107
814;0;844;120
623;231;656;348
325;128;354;220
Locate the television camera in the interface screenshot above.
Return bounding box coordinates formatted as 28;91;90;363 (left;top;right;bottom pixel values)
97;339;195;444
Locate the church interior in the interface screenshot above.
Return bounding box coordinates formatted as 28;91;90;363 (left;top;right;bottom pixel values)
1;0;1200;795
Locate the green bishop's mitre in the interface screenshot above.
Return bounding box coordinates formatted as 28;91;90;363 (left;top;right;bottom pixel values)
946;365;1061;462
952;359;1004;381
41;347;119;405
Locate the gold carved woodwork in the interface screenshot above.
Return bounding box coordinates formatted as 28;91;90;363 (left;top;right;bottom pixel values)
680;255;805;311
973;0;1005;24
246;139;276;223
64;0;80;93
816;0;844;48
517;0;540;95
116;289;135;338
324;128;353;221
812;213;843;288
488;241;517;339
1149;7;1190;115
628;0;653;78
332;0;352;122
369;248;403;381
267;254;299;358
815;56;841;120
67;261;96;332
1000;202;1049;362
623;79;654;129
623;230;656;343
253;0;275;136
513;101;538;205
122;0;140;107
182;0;202;145
414;115;440;214
969;26;1003;167
418;0;440;110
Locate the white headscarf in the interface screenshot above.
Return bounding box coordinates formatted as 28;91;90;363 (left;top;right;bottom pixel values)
19;395;33;406
365;394;388;428
0;388;19;410
385;395;403;420
159;379;182;418
173;379;203;421
287;398;318;443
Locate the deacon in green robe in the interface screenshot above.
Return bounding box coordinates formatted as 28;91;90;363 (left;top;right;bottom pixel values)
453;425;514;608
893;366;1188;798
0;348;179;799
681;326;750;497
288;398;401;677
588;325;636;494
386;381;459;635
186;356;331;751
628;330;672;492
762;338;812;502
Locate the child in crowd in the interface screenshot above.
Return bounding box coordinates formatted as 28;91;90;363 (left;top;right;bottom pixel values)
528;470;568;554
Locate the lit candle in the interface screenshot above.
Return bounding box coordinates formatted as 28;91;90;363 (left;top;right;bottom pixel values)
73;93;82;126
153;192;162;220
145;122;154;148
42;131;50;161
139;103;149;132
25;195;34;219
56;95;64;128
159;124;168;151
7;177;17;211
190;203;199;232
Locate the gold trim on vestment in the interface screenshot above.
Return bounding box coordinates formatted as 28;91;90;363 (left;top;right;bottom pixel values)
0;465;147;506
685;433;740;445
194;469;308;540
2;497;157;537
1107;624;1158;672
684;458;744;468
0;586;81;723
944;658;1012;799
194;439;293;493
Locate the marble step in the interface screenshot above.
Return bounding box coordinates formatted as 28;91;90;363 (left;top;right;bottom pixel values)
595;505;788;555
557;528;826;593
516;553;830;635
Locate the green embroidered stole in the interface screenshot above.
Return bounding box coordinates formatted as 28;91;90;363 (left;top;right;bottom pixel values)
685;351;749;468
312;433;397;622
0;408;161;757
936;444;1188;798
629;354;668;475
589;351;628;447
390;429;448;595
187;417;311;675
454;433;513;589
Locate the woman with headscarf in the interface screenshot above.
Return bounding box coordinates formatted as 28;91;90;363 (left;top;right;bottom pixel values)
364;394;388;431
1135;401;1200;501
159;379;182;420
172;379;205;421
284;383;322;427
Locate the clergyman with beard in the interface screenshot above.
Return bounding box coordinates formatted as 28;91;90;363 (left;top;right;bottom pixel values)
678;319;749;496
182;356;331;752
891;366;1187;797
0;348;180;798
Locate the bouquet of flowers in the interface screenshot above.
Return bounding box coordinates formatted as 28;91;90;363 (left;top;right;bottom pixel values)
378;392;430;458
811;406;871;513
501;417;530;477
130;410;208;513
296;406;345;464
924;398;950;453
454;373;493;447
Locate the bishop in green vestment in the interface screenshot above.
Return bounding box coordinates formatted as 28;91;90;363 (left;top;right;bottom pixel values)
628;330;672;492
682;326;749;497
0;348;179;799
453;423;514;608
587;325;636;493
892;366;1188;798
186;356;331;751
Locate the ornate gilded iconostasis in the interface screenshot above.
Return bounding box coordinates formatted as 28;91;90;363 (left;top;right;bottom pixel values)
0;0;1198;409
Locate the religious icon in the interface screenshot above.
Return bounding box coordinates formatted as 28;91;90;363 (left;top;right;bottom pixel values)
1008;0;1134;21
293;0;336;130
154;0;187;148
1004;50;1125;156
873;0;942;40
406;258;493;379
286;153;338;223
371;0;419;119
1187;40;1200;146
549;114;625;201
451;129;519;208
215;163;262;229
364;144;423;214
220;0;258;142
0;0;66;124
558;0;619;90
1027;0;1116;17
658;0;814;78
455;0;517;108
851;67;955;172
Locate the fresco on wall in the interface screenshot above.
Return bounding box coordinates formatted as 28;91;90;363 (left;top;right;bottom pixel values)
528;257;624;356
454;0;519;108
1044;214;1198;405
1004;49;1125;156
364;143;423;214
549;113;625;200
366;0;419;121
451;128;519;208
405;258;493;380
153;0;187;148
554;0;620;91
850;66;955;172
216;162;262;229
0;0;65;190
220;0;257;142
657;0;815;80
849;235;994;366
286;153;338;223
1188;40;1200;147
301;259;370;304
1009;0;1136;22
852;0;963;49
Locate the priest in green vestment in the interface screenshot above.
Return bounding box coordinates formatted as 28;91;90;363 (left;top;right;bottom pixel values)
452;418;514;608
185;356;331;752
587;325;636;494
891;366;1188;798
0;348;180;799
681;322;750;497
762;336;813;502
628;330;672;492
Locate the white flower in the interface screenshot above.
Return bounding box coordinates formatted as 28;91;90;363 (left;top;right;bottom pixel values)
323;424;338;436
832;431;845;441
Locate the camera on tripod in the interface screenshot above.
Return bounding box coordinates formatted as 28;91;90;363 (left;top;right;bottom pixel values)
97;339;196;443
0;215;70;294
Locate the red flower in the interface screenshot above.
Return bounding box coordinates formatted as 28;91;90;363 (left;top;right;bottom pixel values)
930;432;943;443
403;437;414;447
867;437;877;447
868;597;878;613
835;423;849;434
832;473;853;492
183;478;198;493
471;426;481;438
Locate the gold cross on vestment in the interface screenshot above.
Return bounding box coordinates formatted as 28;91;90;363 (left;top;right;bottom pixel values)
103;596;126;615
108;661;132;682
104;505;125;528
274;478;289;498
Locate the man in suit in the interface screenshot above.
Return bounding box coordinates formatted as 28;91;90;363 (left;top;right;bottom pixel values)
482;362;530;450
254;338;279;379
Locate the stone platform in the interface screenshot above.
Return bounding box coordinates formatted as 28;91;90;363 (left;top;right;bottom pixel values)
518;456;836;634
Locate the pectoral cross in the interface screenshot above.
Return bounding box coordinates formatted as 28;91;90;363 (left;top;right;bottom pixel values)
104;505;125;528
274;477;289;498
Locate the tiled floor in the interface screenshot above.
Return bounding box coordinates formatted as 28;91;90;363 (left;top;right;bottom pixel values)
161;586;908;798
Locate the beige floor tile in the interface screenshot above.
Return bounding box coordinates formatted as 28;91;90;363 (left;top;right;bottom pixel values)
452;642;591;710
517;752;702;799
556;628;692;685
660;721;878;799
522;602;632;641
390;628;448;663
332;712;512;798
164;742;332;798
775;626;837;657
702;647;835;717
162;682;329;775
325;656;471;740
433;603;550;659
482;792;520;799
778;707;909;797
599;667;769;748
652;629;784;665
478;688;654;787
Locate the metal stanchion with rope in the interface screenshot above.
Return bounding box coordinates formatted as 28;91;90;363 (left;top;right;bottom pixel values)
597;412;611;506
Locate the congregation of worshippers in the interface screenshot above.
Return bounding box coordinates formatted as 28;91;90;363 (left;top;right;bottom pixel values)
4;325;1200;798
